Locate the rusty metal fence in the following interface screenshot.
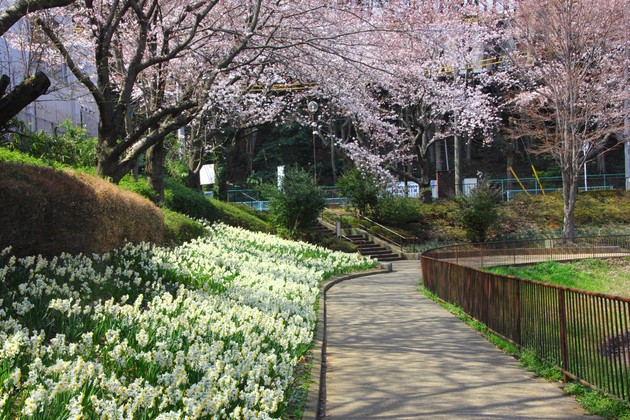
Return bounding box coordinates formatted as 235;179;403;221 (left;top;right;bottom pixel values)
421;235;630;403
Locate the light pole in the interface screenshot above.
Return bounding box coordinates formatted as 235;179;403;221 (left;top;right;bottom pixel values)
307;100;319;181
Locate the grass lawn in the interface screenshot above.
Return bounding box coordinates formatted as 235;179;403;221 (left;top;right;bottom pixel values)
487;257;630;298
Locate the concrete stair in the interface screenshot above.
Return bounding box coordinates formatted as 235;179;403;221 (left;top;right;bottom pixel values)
345;234;404;262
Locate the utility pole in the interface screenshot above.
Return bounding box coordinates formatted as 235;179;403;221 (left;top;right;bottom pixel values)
308;101;319;181
454;132;462;196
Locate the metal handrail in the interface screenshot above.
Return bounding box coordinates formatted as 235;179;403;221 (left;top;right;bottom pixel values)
358;215;417;250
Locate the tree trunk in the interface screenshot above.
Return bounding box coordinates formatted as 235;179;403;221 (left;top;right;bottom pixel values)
454;134;462;196
246;129;257;176
0;72;50;126
466;137;472;162
505;137;516;191
418;156;432;203
597;153;606;174
414;128;434;203
146;139;165;204
330;124;337;184
561;168;578;243
187;137;203;192
435;140;443;172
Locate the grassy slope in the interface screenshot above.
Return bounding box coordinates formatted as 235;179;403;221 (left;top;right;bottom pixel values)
487;258;630;298
326;189;630;247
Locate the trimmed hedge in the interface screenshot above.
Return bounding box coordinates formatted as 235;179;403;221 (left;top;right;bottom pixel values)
0;162;165;256
164;178;221;222
210;199;272;233
163;209;206;245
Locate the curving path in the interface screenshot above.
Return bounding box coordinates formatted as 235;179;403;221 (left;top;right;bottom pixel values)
322;261;594;419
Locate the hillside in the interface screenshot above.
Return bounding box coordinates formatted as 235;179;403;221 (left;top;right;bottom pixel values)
325;189;630;249
0;150;272;257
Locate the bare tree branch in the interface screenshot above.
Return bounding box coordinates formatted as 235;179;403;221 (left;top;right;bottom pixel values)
0;0;75;36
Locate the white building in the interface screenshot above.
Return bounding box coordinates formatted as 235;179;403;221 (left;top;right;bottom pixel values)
0;19;99;137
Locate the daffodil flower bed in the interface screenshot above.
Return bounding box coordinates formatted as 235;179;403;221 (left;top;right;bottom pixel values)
0;224;376;419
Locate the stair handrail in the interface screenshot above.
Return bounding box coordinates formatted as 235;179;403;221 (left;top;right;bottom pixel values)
358;214;417;251
319;213;354;243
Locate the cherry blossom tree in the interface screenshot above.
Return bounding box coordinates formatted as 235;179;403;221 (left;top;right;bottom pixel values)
506;0;629;242
183;72;299;191
22;0;405;202
282;0;504;199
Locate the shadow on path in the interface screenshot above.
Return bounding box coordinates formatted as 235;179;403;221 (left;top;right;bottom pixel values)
322;261;593;419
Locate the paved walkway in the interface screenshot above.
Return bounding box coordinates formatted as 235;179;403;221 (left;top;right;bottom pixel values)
323;261;593;419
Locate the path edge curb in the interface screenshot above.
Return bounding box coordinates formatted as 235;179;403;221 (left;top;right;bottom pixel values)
302;262;393;419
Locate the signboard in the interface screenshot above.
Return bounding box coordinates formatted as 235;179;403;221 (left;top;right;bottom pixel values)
200;164;215;185
388;181;420;197
277;166;285;188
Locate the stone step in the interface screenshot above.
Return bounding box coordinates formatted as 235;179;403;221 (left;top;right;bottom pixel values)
313;223;403;262
375;255;405;262
356;243;384;250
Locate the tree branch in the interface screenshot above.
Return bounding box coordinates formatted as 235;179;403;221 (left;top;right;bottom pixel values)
0;0;75;37
0;71;50;126
36;18;105;105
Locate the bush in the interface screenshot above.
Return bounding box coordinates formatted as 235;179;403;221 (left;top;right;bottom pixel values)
300;230;358;253
0;162;165;256
210;199;272;233
5;120;97;168
163;178;221;222
264;167;325;233
163;209;206;244
120;176;272;233
456;183;501;243
370;195;419;227
336;169;380;215
119;174;158;202
0;147;54;167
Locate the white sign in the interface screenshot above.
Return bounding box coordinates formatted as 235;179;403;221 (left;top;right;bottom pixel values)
389;182;420;197
462;178;478;196
277;166;285;188
200;164;215;185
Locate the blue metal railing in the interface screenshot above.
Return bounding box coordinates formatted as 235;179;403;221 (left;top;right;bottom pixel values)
486;173;625;201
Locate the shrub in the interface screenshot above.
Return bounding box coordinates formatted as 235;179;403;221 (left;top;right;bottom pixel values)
210;199;272;233
575;190;630;225
370;195;419;227
456;183;501;243
119;174;158;202
264;167;325;233
0;147;53;167
300;230;358;253
121;176;271;232
336;168;380;215
0;162;165;256
5;120;97;168
163;209;206;244
163;178;221;222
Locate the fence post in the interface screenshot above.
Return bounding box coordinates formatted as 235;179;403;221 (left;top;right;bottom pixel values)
558;289;569;383
515;280;521;345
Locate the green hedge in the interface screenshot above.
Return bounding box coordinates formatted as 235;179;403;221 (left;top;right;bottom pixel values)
163;209;206;245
